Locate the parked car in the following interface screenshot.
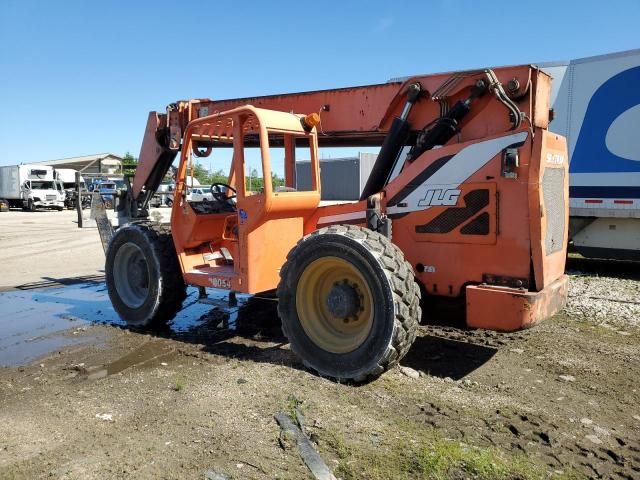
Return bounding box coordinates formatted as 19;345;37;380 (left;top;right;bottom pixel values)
93;180;118;208
186;187;213;202
150;182;175;207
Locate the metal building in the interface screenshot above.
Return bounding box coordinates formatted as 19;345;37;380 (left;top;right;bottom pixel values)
30;153;124;174
296;153;377;200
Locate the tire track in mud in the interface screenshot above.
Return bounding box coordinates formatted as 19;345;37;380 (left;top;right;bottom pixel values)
412;390;639;479
403;321;640;479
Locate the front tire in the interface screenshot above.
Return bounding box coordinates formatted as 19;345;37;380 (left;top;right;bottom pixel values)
106;223;186;327
277;225;421;382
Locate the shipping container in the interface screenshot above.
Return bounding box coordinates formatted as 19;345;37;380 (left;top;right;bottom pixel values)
297;153;377;200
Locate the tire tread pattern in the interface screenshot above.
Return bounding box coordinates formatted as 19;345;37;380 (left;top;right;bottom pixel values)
107;222;186;326
277;224;421;382
143;222;187;325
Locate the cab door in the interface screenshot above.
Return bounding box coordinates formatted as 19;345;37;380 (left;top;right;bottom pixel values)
233;116;320;294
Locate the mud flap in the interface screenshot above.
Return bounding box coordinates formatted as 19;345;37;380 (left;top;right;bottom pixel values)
90;192;114;254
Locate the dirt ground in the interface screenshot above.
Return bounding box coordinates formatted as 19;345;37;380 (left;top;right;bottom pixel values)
0;210;105;289
0;209;170;290
0;210;639;479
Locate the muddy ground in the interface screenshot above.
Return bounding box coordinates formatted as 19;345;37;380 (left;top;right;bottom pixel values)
0;212;639;479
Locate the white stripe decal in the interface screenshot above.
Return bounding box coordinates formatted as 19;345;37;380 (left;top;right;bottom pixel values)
318;211;367;225
571;172;640;187
387;131;528;215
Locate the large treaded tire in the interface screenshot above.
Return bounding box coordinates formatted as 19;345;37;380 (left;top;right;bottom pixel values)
106;223;186;327
277;225;421;382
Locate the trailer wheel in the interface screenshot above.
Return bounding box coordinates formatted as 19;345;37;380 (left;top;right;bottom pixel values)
277;225;421;382
106;223;186;327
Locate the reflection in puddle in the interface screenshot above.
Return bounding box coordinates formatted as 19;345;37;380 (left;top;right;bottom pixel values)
0;283;247;367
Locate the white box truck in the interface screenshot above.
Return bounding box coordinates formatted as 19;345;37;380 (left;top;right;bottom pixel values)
55;168;86;191
542;49;640;260
54;168;86;209
0;164;65;211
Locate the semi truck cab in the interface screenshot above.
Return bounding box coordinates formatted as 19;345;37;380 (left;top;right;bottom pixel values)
20;177;65;211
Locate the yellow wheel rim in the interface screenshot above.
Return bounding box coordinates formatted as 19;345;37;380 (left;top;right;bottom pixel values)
296;256;374;354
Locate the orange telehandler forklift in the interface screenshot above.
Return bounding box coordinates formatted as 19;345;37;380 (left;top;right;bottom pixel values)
106;64;569;381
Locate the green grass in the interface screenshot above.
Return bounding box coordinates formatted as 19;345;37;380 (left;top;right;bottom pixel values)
172;378;184;392
285;394;303;420
323;430;352;460
322;429;584;480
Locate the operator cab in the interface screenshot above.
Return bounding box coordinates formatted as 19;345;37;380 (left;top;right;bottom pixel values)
171;106;321;294
187;185;232;211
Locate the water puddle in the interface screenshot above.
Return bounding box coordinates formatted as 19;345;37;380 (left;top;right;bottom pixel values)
86;341;176;380
0;283;246;367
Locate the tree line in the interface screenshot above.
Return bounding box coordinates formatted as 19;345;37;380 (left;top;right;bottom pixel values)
121;153;285;191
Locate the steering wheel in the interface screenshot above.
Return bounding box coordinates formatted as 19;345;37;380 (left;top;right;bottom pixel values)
209;183;237;204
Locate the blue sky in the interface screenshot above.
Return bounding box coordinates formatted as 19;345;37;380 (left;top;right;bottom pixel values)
0;0;638;173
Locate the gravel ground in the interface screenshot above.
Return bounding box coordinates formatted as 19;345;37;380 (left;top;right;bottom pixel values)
565;257;640;328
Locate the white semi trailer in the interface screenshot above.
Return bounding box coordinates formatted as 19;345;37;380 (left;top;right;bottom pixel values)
542;49;640;260
0;164;65;211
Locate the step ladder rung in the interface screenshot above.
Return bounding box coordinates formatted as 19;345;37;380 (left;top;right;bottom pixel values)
219;247;233;263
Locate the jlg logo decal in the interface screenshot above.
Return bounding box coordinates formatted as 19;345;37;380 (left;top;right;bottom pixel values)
418;188;461;207
546;153;564;165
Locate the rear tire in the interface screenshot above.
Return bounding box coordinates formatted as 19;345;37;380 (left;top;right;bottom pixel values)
277;225;421;382
106;223;187;327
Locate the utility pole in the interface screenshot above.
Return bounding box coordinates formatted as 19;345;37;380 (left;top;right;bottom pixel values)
75;170;83;228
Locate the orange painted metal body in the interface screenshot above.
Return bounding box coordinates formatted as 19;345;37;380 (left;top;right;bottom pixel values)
153;68;550;148
171;106;321;295
140;64;569;331
466;274;568;331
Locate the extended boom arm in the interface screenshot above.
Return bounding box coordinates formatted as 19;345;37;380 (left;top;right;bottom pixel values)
131;66;549;213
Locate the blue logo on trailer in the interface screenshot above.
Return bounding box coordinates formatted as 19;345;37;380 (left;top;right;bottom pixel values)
571;66;640;174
